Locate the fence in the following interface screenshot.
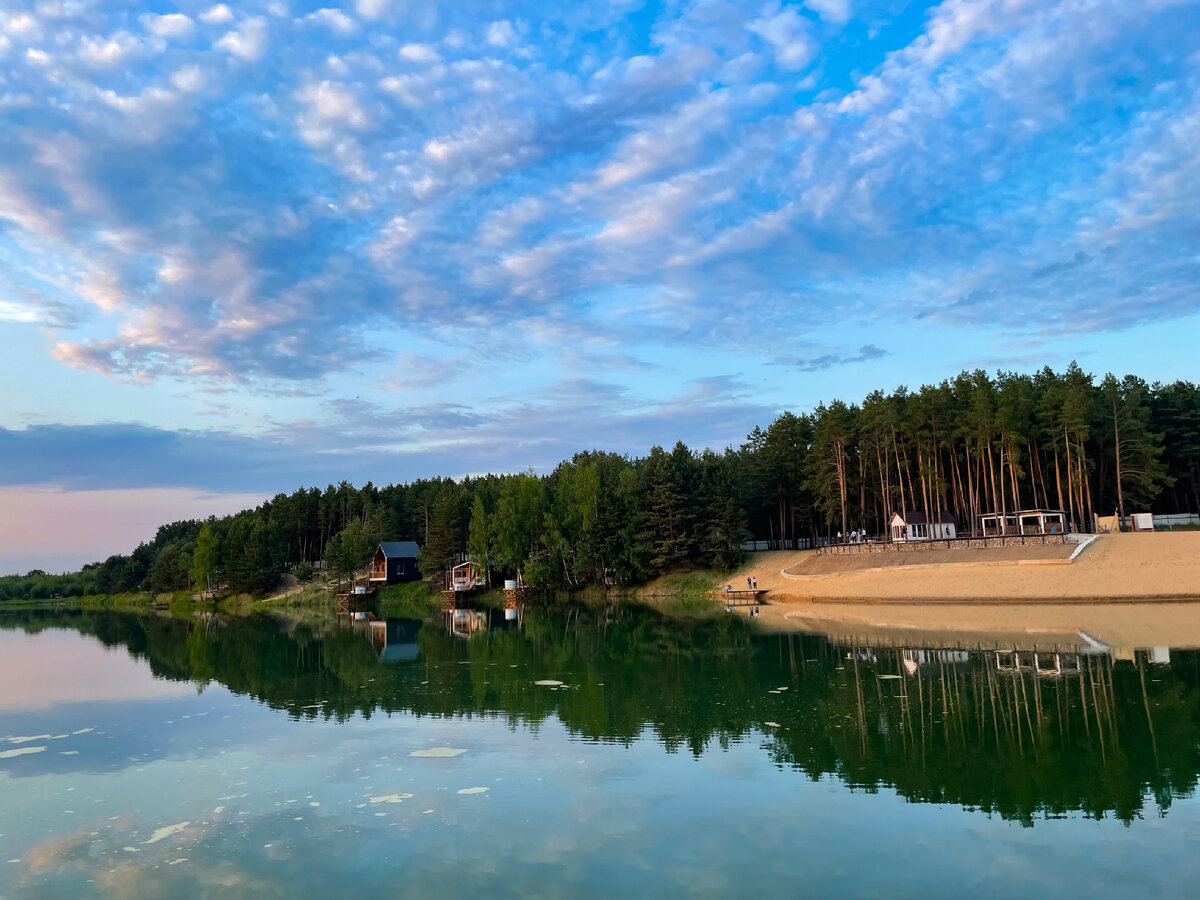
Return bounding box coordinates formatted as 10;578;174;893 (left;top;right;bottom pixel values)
1134;514;1200;529
741;539;813;552
816;533;1070;555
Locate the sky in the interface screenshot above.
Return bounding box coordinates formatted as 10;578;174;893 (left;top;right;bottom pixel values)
2;0;1199;573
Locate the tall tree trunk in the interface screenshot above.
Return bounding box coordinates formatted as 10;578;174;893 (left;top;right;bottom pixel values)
1111;394;1126;523
892;426;907;516
986;441;1003;528
902;446;918;520
876;434;889;530
1030;439;1045;509
919;443;931;523
840;443;849;539
964;442;977;533
1063;427;1076;529
1081;443;1096;531
1054;450;1065;517
1008;441;1020;511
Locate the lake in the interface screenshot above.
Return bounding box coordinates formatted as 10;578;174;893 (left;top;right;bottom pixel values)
2;606;1198;898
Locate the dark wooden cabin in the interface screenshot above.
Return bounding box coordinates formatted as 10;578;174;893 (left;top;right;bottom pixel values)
370;541;421;584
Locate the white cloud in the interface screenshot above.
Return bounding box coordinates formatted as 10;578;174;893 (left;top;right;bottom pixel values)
591;90;732;190
355;0;395;20
805;0;852;24
749;5;816;71
78;266;125;313
1;11;41;40
379;67;445;108
719;51;763;84
0;299;44;324
295;81;370;150
597;174;707;243
216;16;269;62
78;31;140;67
399;42;440;63
906;0;1038;70
486;19;517;48
302;8;358;35
198;5;235;26
170;65;207;93
141;13;194;39
837;74;889;112
368;215;418;261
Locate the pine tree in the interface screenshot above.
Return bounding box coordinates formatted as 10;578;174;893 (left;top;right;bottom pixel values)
467;496;491;587
420;491;462;579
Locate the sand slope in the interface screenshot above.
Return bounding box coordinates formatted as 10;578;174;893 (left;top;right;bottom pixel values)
733;533;1200;602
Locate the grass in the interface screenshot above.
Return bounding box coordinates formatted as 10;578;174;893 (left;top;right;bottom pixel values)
377;580;444;619
634;569;722;598
257;583;335;611
624;568;729;620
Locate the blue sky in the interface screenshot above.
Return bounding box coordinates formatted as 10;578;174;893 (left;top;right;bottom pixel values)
2;0;1200;571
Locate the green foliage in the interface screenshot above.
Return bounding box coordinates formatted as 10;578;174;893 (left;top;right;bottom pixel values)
190;521;219;597
467;495;491;586
419;490;463;579
377;580;440;603
492;472;545;574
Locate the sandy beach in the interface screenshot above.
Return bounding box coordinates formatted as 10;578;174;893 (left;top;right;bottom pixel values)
719;533;1200;648
730;533;1200;603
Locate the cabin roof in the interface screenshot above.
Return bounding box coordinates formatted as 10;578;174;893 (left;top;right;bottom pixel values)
378;541;421;559
893;510;956;525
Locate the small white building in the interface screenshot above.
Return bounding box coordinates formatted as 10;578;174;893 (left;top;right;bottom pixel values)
890;510;957;542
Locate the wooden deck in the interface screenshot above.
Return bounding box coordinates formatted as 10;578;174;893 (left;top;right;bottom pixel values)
336;578;377;614
711;589;769;607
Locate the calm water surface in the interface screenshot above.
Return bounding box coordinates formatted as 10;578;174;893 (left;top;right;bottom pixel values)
2;607;1198;899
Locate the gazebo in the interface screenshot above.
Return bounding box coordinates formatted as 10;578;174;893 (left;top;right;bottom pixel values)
979;509;1066;536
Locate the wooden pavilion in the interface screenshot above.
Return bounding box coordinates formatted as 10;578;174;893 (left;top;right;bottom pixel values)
978;509;1067;536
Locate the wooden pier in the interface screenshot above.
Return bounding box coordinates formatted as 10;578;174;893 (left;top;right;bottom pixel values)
336;578;376;614
711;589;769;607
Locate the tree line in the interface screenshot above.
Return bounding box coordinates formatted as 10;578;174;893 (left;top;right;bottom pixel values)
2;364;1197;601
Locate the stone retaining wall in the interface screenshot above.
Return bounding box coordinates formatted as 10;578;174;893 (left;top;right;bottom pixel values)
817;534;1069;555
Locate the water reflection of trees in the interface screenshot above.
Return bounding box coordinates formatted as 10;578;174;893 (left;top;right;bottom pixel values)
5;608;1198;825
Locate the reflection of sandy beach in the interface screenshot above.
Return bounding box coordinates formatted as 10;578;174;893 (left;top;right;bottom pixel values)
758;603;1200;656
725;533;1200;651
